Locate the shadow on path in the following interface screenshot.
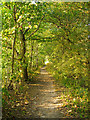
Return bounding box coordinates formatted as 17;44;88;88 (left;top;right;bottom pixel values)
2;67;73;119
25;67;68;118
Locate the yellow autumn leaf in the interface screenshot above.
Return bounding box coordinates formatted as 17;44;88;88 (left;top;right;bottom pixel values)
27;18;29;21
34;25;38;28
28;25;32;29
83;63;86;65
21;73;23;77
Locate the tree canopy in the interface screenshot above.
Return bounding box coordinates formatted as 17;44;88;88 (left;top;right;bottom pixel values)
1;1;89;118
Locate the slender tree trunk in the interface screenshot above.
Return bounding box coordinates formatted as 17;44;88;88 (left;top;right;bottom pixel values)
12;4;16;73
36;43;38;69
8;4;16;90
30;40;34;69
21;31;28;81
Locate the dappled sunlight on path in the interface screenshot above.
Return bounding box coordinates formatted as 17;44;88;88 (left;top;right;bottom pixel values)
6;67;73;119
23;67;72;118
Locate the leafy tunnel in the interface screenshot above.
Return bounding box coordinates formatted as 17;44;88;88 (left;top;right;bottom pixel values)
1;1;89;119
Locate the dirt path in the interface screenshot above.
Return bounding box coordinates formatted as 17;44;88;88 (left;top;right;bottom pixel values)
3;67;73;119
23;67;68;118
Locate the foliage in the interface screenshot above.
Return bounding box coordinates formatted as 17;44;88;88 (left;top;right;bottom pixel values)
2;1;89;118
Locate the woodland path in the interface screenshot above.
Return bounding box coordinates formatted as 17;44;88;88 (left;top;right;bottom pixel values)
3;67;73;119
27;67;64;118
21;67;70;119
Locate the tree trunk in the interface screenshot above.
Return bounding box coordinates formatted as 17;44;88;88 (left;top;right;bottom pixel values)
23;33;28;81
8;4;16;90
30;40;34;69
12;5;16;73
36;43;38;69
20;30;28;81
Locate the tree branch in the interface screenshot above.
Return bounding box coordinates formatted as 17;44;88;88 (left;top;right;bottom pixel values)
67;38;74;44
26;15;45;40
24;27;30;35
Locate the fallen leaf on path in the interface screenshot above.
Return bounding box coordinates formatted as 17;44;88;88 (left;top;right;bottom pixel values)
68;110;72;113
25;100;29;105
16;101;20;103
16;103;20;106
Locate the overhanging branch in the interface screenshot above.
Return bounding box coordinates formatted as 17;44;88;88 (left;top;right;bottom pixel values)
26;15;45;40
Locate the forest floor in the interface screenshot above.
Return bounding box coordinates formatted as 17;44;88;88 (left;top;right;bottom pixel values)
3;67;76;119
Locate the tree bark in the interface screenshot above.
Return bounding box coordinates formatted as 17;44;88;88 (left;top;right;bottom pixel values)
20;31;28;81
8;4;16;90
30;40;34;69
36;43;38;69
12;4;16;73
